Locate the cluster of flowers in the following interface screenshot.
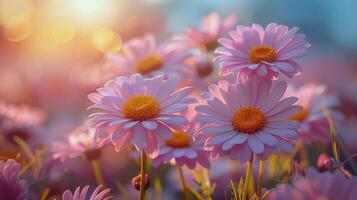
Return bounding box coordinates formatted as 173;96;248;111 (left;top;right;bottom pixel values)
1;13;356;200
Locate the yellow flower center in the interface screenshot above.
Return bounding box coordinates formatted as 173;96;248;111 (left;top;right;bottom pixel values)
197;64;214;77
165;130;191;148
232;107;266;134
135;55;162;75
249;45;277;64
289;108;309;121
203;40;219;52
123;96;160;121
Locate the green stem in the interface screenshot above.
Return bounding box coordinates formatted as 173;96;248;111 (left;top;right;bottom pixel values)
242;156;253;200
178;166;188;200
139;150;147;200
324;109;339;162
256;160;265;200
91;159;105;186
203;169;212;200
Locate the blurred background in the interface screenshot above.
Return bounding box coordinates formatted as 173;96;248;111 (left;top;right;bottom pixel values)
1;0;357;115
1;0;357;198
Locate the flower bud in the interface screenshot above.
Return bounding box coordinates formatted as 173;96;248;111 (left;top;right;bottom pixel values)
131;174;150;191
317;153;335;172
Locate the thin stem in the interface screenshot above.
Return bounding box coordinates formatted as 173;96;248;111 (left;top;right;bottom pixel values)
242;156;253;200
139;150;147;200
91;160;105;186
39;187;50;200
154;177;162;200
324;109;340;162
203;169;212;200
338;139;357;174
178;165;188;200
343;153;357;167
256;160;265;200
341;166;353;179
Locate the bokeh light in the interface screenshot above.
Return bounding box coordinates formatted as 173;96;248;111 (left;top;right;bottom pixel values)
91;27;122;53
0;0;33;42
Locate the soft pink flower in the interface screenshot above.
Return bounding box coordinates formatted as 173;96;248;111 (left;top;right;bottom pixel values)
196;77;301;161
268;168;357;200
62;185;111;200
215;23;310;78
0;101;45;146
153;107;210;169
0;159;28;200
289;58;357;108
87;74;196;157
285;84;343;144
184;54;219;91
105;34;191;80
173;12;236;52
52;125;106;162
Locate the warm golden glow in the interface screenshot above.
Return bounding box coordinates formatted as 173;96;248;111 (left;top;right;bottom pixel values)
0;0;33;42
50;20;77;44
249;45;277;64
91;27;122;53
232;107;266;134
135;55;163;75
68;0;120;28
165;131;191;148
73;0;103;16
123;96;160;121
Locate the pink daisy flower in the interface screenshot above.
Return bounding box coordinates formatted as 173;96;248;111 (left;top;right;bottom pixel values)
285;84;344;144
0;159;28;200
173;12;237;52
87;74;196;157
0;101;45;146
153;107;210;169
62;185;111;200
105;34;191;79
268;168;357;200
215;23;310;78
185;54;219;91
195;77;301;161
52;125;106;162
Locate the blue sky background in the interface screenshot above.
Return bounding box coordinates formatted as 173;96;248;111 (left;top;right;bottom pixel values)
141;0;357;63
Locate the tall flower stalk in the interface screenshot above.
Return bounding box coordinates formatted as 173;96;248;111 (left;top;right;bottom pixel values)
242;157;253;200
139;150;147;200
256;160;265;200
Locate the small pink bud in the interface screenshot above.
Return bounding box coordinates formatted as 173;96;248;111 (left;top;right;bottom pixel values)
317;153;335;172
131;174;150;191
